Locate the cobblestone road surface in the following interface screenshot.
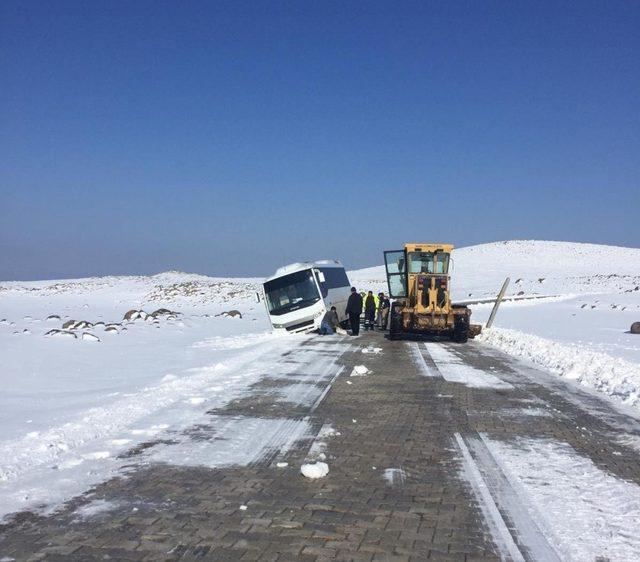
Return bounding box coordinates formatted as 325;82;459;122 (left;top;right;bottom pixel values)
2;332;640;561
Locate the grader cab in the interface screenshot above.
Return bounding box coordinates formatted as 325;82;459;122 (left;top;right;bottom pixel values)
383;243;481;342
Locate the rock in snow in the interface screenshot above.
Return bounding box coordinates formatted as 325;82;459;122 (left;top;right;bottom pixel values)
81;333;100;342
45;329;77;339
301;462;329;479
216;310;243;319
631;322;640;335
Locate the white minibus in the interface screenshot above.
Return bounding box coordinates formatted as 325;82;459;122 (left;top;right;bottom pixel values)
262;260;351;333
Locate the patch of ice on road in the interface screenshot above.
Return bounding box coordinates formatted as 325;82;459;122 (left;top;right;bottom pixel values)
362;346;382;354
383;467;406;487
73;498;119;520
503;407;552;418
484;436;640;561
350;365;370;377
276;462;288;468
149;416;311;469
425;343;514;390
479;327;640;409
410;342;440;377
454;434;526;562
615;434;640;454
301;462;329;479
306;423;338;461
239;504;248;510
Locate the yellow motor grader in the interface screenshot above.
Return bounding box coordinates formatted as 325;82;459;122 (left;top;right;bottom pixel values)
383;243;481;342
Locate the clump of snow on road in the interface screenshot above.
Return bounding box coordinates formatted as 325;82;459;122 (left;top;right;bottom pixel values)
479;327;640;407
301;462;329;479
350;365;370;377
484;436;640;561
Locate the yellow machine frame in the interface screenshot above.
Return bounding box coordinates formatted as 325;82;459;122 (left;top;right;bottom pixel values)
384;243;479;341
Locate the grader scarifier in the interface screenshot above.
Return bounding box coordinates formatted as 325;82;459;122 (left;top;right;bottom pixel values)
383;243;482;342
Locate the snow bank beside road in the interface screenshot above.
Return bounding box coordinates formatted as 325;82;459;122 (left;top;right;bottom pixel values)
479;327;640;408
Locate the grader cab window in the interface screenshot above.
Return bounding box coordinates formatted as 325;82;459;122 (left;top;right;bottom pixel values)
408;252;450;275
383;250;408;298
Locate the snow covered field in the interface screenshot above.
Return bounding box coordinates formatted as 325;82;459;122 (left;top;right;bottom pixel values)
1;240;639;521
0;272;283;518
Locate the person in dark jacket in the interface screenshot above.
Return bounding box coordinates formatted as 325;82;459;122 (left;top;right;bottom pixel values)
345;287;363;335
364;291;376;331
319;306;339;335
377;292;390;329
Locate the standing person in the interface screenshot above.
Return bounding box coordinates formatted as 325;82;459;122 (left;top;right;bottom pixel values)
319;306;339;335
377;292;390;330
345;287;363;336
364;291;376;331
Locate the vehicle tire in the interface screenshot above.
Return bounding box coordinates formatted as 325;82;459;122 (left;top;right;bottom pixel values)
453;316;469;343
389;304;402;341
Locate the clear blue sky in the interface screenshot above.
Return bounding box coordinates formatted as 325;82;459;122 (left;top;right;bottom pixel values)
1;1;638;280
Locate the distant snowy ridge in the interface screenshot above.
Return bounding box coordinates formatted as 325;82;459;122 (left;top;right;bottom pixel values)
479;327;640;408
349;240;640;298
